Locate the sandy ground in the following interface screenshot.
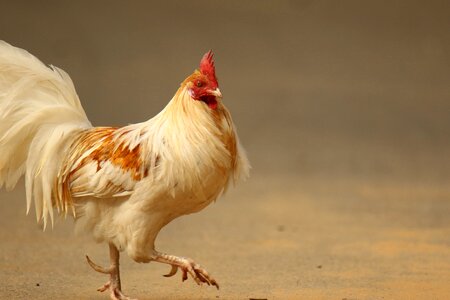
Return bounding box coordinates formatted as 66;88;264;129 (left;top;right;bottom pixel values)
2;176;450;299
1;1;450;299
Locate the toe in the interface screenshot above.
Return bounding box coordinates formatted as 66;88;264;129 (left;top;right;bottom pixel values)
163;265;178;277
97;281;111;292
112;287;137;300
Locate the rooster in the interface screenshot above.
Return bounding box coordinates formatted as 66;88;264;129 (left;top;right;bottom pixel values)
0;41;249;300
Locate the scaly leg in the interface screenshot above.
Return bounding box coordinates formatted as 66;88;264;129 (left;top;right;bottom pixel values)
151;251;219;289
86;243;136;300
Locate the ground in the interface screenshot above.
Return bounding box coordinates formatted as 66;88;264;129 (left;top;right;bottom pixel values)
1;174;449;299
1;1;450;299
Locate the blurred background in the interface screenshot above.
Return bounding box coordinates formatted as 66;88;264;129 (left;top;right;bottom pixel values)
0;1;449;299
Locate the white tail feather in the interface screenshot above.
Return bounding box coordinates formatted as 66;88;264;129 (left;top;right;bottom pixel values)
0;41;92;228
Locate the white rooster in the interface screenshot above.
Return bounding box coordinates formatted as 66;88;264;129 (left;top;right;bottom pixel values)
0;41;249;300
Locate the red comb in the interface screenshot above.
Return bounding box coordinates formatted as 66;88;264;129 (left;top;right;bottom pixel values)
199;50;218;87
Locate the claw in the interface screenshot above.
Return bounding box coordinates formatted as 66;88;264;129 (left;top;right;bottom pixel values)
211;280;220;290
197;272;210;285
86;255;112;274
163;265;178;277
154;252;220;289
97;281;110;292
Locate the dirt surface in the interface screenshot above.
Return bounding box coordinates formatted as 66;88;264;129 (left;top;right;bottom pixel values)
1;1;450;299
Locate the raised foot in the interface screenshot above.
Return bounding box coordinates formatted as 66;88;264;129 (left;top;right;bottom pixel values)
162;257;219;290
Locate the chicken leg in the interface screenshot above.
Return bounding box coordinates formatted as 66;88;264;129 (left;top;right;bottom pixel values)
151;251;219;289
86;243;135;300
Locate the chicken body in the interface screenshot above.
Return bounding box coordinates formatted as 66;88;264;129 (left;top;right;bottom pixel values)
0;41;249;299
66;87;242;262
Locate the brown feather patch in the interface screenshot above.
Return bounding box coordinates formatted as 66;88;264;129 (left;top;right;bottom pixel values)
73;127;146;181
57;127;148;215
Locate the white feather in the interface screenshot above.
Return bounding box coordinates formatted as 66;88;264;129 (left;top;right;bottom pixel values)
0;41;91;228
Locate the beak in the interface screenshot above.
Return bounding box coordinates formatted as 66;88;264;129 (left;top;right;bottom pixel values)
209;88;222;98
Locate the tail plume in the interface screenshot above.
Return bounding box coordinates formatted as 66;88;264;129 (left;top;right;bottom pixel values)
0;41;92;228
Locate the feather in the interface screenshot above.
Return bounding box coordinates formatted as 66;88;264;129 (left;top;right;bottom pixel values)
0;41;91;227
0;41;250;264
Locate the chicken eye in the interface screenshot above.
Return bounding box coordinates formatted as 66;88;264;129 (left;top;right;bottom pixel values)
196;80;203;87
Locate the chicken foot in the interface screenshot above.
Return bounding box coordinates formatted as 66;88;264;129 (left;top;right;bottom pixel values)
86;243;136;300
151;251;219;289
